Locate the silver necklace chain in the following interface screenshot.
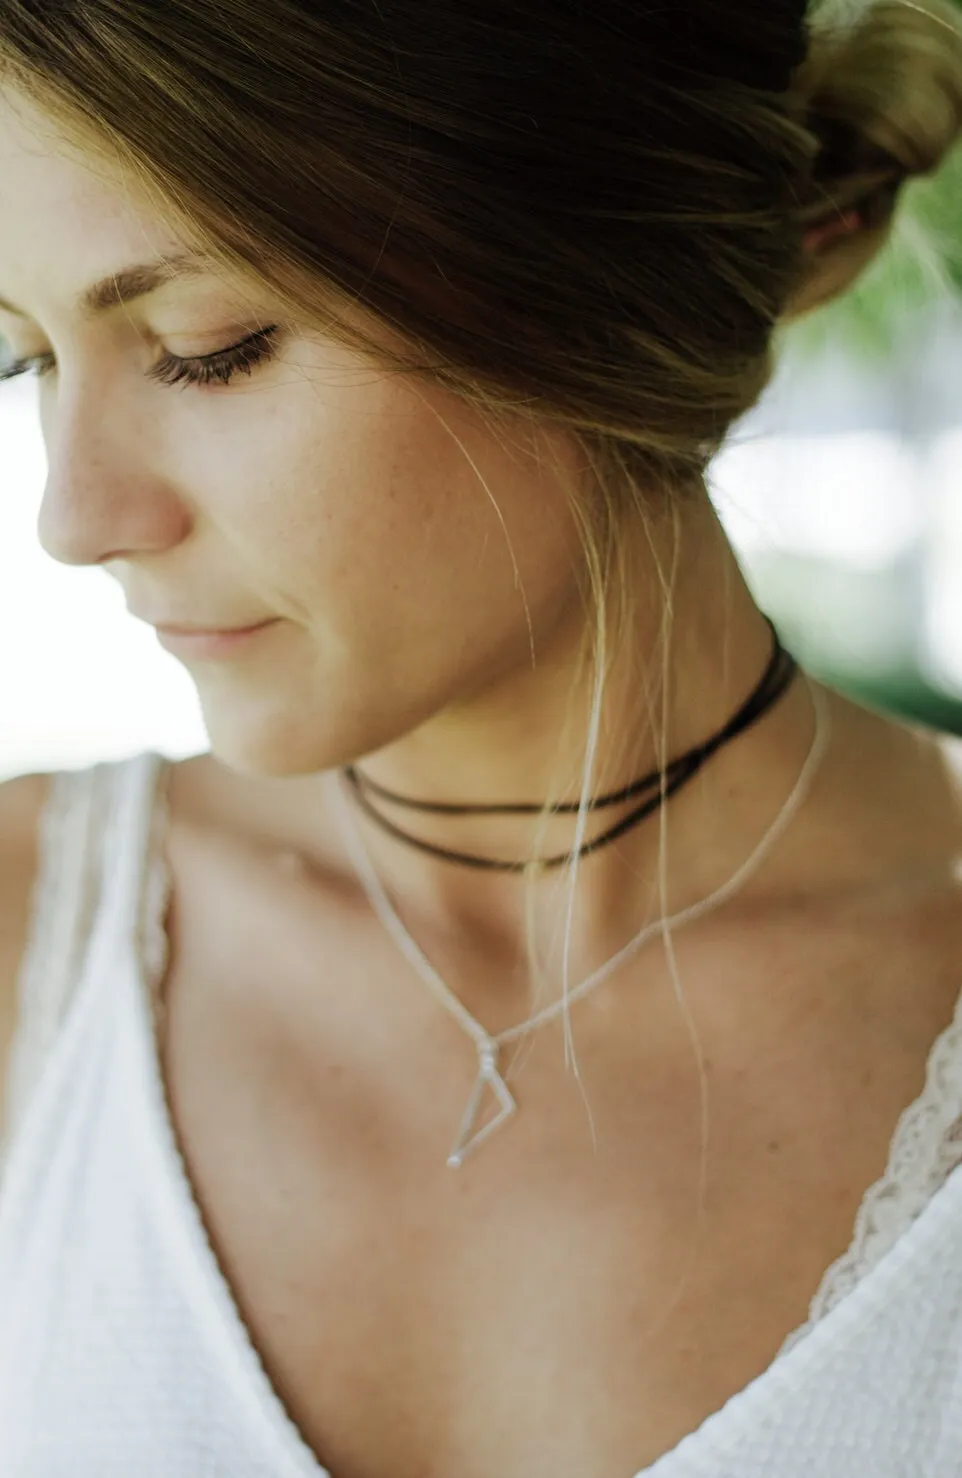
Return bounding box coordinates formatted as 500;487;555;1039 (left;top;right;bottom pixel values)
328;678;832;1169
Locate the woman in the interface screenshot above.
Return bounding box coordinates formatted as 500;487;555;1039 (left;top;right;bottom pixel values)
0;0;961;1473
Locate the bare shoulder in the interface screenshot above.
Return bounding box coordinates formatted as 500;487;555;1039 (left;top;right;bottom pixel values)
0;771;56;1135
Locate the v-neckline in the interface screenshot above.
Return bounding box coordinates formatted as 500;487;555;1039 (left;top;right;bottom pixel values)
123;752;962;1478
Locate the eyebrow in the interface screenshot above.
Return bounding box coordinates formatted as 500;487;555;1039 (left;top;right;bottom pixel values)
0;250;213;321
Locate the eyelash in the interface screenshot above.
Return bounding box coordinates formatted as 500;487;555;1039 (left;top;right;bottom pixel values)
0;324;281;391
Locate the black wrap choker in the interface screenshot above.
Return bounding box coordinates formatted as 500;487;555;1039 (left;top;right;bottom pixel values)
340;615;799;873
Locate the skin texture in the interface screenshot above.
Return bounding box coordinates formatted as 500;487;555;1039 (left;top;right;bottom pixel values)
0;83;846;977
7;84;962;1478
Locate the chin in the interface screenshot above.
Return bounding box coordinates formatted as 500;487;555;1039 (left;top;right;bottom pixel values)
194;686;411;785
196;704;347;781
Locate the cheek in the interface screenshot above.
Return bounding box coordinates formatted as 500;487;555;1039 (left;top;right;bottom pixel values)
208;367;584;674
279;426;578;652
184;398;588;778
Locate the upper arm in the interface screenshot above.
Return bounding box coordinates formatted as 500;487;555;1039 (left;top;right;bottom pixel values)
0;772;55;1140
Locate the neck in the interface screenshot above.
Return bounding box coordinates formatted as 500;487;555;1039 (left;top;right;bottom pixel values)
316;503;824;978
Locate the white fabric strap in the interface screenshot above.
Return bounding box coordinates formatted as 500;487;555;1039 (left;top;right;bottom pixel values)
0;764;113;1171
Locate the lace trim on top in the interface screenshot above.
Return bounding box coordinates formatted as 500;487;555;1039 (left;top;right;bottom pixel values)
778;981;962;1356
7;752;962;1363
135;755;962;1361
137;755;962;1357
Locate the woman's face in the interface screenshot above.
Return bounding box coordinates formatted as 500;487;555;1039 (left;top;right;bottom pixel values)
0;88;591;781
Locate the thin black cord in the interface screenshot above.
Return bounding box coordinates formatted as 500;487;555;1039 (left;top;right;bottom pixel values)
340;616;799;873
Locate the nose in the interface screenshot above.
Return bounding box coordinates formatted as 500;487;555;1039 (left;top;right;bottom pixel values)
36;396;191;567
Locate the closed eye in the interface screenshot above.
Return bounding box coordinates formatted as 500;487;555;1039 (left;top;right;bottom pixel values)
0;324;282;391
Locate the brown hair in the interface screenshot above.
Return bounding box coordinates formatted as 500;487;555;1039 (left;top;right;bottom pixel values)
2;0;962;1057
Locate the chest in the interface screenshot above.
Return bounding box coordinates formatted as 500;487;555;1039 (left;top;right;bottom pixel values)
152;824;962;1478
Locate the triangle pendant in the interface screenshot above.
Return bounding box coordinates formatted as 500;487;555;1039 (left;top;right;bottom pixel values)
447;1046;517;1168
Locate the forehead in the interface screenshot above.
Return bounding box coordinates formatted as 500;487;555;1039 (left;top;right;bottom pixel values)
0;85;197;313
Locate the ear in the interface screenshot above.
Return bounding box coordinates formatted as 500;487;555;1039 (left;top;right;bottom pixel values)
786;200;899;322
802;207;863;257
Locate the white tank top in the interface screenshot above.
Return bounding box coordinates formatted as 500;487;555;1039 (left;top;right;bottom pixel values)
2;751;962;1476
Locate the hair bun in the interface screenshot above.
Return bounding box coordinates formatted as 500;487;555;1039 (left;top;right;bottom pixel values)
779;0;962;316
794;0;962;210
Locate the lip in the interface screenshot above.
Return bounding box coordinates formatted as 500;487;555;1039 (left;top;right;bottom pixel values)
155;618;280;658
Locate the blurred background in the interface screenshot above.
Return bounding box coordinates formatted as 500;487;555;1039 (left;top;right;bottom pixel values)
2;45;962;781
